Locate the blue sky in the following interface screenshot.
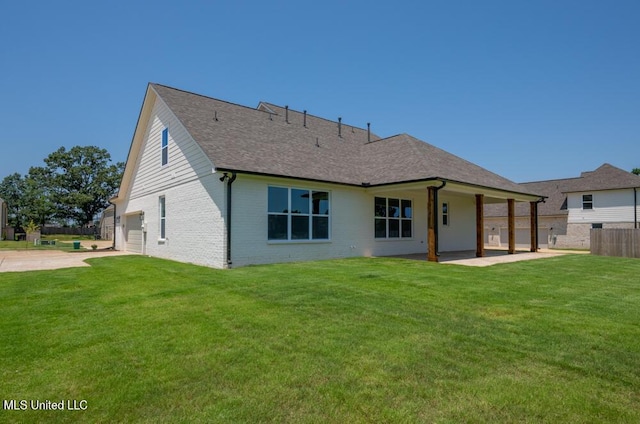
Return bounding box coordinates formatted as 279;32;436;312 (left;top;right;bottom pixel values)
1;0;638;183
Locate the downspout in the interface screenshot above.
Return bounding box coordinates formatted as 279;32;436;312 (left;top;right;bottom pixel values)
433;180;447;256
112;203;116;250
222;172;237;267
634;188;638;229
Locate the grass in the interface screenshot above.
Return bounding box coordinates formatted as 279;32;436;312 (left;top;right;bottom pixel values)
1;255;639;423
0;240;75;251
0;234;96;250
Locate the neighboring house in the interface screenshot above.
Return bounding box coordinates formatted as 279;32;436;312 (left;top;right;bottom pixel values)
0;198;7;240
99;204;115;241
111;83;543;268
485;164;640;249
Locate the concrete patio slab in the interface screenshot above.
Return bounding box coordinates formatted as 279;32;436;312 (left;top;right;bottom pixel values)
0;249;132;273
388;249;584;267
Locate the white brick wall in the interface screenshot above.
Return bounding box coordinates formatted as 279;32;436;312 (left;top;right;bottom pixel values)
116;174;226;268
228;175;429;267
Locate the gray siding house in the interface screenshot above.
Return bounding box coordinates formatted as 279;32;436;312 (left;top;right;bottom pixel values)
112;83;543;268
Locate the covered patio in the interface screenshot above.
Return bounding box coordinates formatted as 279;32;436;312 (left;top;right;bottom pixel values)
369;178;545;262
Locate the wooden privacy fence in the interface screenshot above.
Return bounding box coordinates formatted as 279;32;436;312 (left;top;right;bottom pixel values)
590;229;640;259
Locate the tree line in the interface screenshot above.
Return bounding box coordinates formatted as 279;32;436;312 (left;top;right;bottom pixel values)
0;146;124;229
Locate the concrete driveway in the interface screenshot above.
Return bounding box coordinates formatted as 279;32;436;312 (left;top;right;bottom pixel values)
0;247;132;273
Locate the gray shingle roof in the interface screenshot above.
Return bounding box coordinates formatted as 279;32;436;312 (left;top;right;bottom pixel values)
151;83;539;196
566;163;640;192
484;163;640;217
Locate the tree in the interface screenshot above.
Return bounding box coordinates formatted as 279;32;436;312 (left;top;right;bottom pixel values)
44;146;124;226
0;173;27;228
22;166;56;227
632;168;640;176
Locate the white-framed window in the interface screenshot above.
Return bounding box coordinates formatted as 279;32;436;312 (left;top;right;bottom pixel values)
268;186;330;241
159;196;166;240
442;202;449;226
374;197;412;239
161;128;169;166
582;194;593;210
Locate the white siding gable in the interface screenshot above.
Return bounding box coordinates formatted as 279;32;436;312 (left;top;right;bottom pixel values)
129;97;214;200
568;189;636;223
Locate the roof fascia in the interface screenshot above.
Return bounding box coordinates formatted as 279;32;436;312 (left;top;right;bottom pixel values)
563;185;640;194
112;84;158;202
367;177;544;202
214;168;364;188
216;169;544;202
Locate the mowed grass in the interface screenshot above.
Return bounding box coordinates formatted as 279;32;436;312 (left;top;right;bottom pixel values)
1;255;639;423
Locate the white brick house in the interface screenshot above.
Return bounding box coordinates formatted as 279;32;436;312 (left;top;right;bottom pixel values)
112;84;543;268
484;164;640;249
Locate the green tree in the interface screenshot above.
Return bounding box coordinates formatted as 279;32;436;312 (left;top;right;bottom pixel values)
0;173;27;228
23;166;56;227
632;168;640;176
44;146;124;226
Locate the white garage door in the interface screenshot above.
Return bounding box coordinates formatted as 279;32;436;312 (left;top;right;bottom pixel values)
125;214;143;253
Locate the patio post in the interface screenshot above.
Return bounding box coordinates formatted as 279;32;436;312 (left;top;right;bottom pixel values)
508;199;516;254
427;186;438;262
476;194;484;257
530;201;538;252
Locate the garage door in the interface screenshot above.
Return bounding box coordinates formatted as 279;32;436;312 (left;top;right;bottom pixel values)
125;214;143;253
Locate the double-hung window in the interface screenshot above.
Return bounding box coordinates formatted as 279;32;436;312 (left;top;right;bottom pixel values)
582;194;593;210
442;202;449;226
375;197;412;239
159;196;166;240
161;128;169;166
268;187;330;241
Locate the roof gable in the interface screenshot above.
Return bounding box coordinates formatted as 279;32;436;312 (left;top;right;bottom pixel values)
565;163;640;192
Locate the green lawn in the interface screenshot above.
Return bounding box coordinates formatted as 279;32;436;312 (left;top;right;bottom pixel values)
0;240;75;251
1;255;639;423
0;234;96;250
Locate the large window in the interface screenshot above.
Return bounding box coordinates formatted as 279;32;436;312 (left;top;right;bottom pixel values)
268;187;330;241
582;194;593;210
375;197;412;239
161;128;169;166
159;196;166;240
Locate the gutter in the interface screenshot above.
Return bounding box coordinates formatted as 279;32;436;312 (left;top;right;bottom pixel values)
433;180;447;256
221;172;237;267
215;168;543;201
